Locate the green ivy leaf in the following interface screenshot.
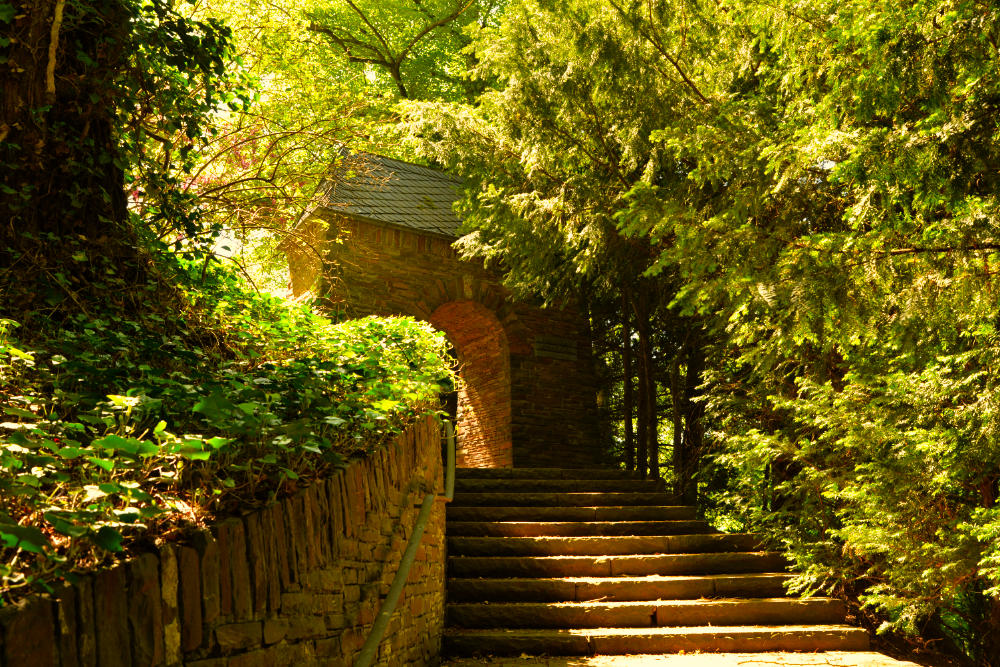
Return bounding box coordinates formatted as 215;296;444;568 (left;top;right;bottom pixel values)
0;523;50;553
92;526;123;552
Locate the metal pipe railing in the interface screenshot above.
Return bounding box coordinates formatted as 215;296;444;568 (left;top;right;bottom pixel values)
353;419;456;667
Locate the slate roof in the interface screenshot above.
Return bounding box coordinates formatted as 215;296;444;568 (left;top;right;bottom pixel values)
319;152;463;239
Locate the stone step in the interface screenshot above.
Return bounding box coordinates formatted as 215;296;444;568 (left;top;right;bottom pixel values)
448;573;793;602
447;505;698;522
446;520;712;537
456;468;636;480
448;534;761;557
443;625;871;656
449;552;788;578
447;598;847;629
450;492;675;507
455;478;664;493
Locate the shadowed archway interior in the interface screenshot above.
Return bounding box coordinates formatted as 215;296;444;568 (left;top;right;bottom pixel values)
430;300;512;468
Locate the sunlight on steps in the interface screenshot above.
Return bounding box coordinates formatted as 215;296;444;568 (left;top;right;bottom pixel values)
441;468;915;666
442;651;921;666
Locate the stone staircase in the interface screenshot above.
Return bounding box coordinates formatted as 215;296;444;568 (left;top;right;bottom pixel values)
443;467;869;658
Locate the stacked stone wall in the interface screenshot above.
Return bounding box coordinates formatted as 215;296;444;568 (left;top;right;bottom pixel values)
0;417;446;667
299;214;602;468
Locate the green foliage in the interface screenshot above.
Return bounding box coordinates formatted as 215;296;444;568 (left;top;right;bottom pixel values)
0;258;452;603
401;0;1000;660
306;0;502;103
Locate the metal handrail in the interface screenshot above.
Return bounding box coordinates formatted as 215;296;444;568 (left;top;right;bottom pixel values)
353;419;456;667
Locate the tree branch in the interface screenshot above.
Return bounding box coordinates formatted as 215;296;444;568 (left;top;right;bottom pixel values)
397;0;476;62
45;0;67;102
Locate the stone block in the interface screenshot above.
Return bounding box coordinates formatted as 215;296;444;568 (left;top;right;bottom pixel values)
94;566;131;667
227;520;253;619
261;507;282;613
243;512;268;615
285;614;328;640
1;596;56;666
271;503;293;590
190;531;220;632
54;584;79;667
226;642;312;667
262;618;287;645
313;636;341;657
159;544;182;666
76;576;97;667
177;545;203;652
127;552;164;665
215;621;262;652
214;521;233;619
185;659;226;667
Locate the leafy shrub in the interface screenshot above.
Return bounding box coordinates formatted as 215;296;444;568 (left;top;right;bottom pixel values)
0;261;452;603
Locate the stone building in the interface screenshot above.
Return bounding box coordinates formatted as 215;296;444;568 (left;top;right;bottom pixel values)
286;152;602;468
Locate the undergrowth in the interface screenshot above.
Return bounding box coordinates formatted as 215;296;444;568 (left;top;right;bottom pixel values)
0;253;453;604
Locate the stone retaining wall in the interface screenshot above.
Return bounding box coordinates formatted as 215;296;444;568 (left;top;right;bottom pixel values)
0;416;446;667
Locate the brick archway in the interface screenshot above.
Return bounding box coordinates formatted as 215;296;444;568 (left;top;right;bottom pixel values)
430;300;512;468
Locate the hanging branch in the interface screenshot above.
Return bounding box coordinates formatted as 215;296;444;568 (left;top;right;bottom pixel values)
45;0;66;101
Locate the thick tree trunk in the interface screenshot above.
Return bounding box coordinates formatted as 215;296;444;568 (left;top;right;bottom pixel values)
622;289;635;472
1;0;127;243
1;0;134;316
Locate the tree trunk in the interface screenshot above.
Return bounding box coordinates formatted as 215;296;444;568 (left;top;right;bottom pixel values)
1;0;134;315
634;292;649;479
677;332;705;505
622;289;635;472
639;305;658;480
670;352;683;494
1;0;127;243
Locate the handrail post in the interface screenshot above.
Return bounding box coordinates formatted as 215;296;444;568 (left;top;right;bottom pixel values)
445;419;455;501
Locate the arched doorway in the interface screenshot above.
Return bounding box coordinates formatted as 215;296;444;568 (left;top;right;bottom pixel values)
430;300;512;468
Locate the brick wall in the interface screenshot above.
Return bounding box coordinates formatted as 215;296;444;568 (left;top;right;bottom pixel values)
0;417;446;667
295;213;604;468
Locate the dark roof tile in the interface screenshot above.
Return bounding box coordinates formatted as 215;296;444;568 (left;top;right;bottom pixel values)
318;152;462;239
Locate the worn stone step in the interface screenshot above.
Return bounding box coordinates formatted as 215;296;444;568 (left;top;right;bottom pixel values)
449;552;788;578
448;534;761;557
450;492;675;507
443;625;871;656
456;468;635;480
446;520;711;537
455;479;664;493
447;573;792;602
447;506;698;522
442;653;920;666
447;598;846;629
